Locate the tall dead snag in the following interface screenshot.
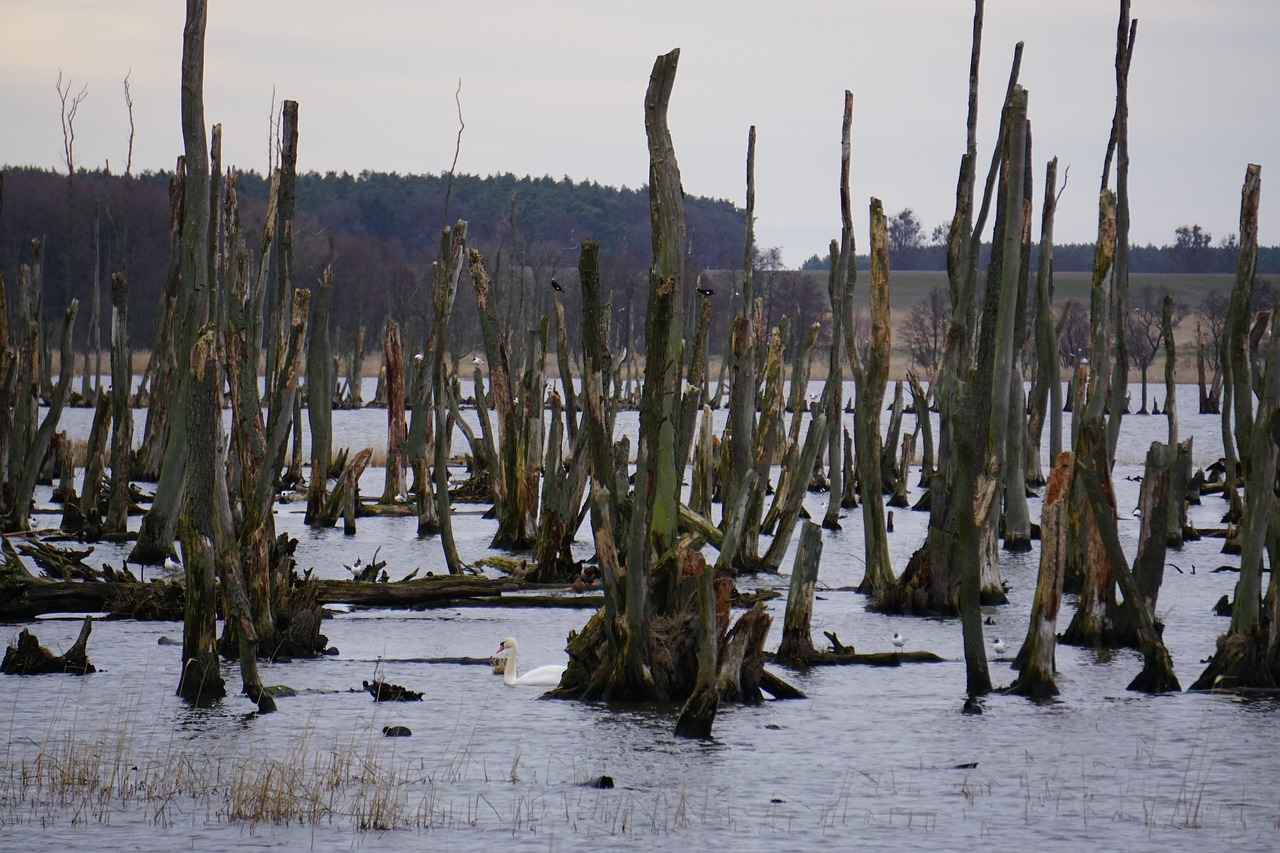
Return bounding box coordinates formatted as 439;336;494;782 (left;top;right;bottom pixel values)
822;93;855;531
176;327;228;705
380;320;407;503
1062;191;1122;646
1011;451;1073;697
852;199;896;598
131;0;212;564
889;11;1023;617
423;221;467;575
133;162;184;477
775;521;824;666
228;243;312;663
105;273;132;533
305;267;334;524
1194;164;1278;691
1001;123;1035;552
3;301;78;532
1026;157;1061;481
724;128;760;545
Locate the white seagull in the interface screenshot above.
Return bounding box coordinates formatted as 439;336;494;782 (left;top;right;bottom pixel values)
472;355;484;365
892;632;906;651
992;637;1008;659
163;555;182;573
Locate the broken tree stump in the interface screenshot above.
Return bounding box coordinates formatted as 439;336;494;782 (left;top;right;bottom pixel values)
1;615;96;675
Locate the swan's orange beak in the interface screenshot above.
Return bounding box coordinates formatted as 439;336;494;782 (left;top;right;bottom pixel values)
496;641;507;652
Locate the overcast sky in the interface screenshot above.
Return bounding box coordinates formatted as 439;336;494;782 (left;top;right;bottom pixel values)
2;0;1276;267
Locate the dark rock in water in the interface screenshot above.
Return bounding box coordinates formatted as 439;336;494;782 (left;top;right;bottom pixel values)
157;635;181;645
266;685;298;698
961;697;982;716
383;725;412;737
322;646;340;656
583;774;614;789
1213;594;1232;617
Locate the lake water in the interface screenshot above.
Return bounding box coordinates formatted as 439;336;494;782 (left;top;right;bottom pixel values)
3;381;1278;851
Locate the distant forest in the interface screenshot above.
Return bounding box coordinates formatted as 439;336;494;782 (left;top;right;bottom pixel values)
0;166;746;355
1;166;1276;355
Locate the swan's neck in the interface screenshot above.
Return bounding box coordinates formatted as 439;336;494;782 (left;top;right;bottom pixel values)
502;645;519;685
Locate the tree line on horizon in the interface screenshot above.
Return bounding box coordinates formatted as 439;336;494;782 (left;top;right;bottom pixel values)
803;206;1280;275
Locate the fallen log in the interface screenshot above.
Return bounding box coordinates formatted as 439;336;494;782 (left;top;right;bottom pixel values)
0;574;521;620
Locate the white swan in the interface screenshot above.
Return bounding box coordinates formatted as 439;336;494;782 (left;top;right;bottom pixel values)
496;637;566;687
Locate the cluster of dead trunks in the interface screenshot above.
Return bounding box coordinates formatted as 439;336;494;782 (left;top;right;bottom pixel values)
5;0;1280;741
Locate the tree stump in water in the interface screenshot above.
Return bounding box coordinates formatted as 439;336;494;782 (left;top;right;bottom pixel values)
1;616;96;675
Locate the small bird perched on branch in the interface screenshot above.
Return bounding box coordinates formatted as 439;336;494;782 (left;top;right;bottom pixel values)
696;287;714;297
551;279;564;292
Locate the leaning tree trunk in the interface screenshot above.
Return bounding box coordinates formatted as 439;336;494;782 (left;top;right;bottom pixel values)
1193;164;1277;691
131;1;212;563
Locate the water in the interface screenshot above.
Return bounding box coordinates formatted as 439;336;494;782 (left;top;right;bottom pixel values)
4;382;1278;850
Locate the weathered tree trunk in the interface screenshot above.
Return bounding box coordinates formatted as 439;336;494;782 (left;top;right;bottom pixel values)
1027;157;1061;478
823;92;855;531
674;552;718;739
853;199;896;598
423;222;468;574
1001;126;1035;552
130;2;213;563
1193;164;1277;691
305;267;334;523
69;394;111;532
3;301;78;533
175;327;228;705
1011;451;1073;697
775;521;824;666
380;320;408;503
105;273;132;534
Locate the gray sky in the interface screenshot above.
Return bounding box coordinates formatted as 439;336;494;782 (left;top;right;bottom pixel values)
2;0;1276;267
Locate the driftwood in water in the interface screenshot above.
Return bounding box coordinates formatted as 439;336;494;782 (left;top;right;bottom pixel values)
1;616;96;675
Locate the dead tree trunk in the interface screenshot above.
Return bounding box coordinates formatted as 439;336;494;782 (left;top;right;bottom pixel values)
823;93;855;531
3;301;78;533
131;3;213;563
175;327;228;704
852;199;896;598
105;273;132;533
775;521;824;666
380;320;407;503
1194;164;1278;691
423;221;467;574
1011;451;1073;697
305;267;334;523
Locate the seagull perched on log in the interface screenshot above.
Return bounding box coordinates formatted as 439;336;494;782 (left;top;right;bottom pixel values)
551;279;564;292
472;355;484;365
163;555;182;573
